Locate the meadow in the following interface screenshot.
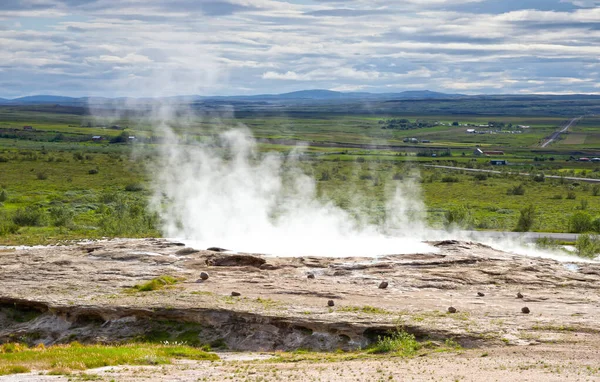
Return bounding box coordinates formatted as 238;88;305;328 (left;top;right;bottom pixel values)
0;105;599;245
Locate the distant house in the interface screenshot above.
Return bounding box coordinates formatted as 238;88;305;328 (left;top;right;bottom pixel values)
578;157;590;162
483;150;504;156
517;125;531;129
110;125;122;130
23;126;33;131
421;139;431;143
128;136;136;142
92;136;103;141
490;160;507;165
403;138;419;143
473;148;484;156
592;158;600;162
466;129;476;133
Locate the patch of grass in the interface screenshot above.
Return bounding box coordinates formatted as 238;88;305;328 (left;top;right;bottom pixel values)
0;365;30;376
367;329;421;356
131;275;179;292
0;342;217;374
337;305;393;315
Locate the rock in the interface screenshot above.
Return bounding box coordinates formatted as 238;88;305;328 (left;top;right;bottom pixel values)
207;247;229;252
206;253;266;268
307;273;315;279
378;281;389;289
231;292;241;297
176;247;199;255
477;292;485;297
517;292;524;299
327;300;335;307
448;306;457;314
200;272;209;281
521;307;530;314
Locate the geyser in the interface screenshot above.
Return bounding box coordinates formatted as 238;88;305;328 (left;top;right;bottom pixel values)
151;126;437;257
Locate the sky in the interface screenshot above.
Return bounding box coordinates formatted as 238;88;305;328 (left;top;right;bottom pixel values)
1;0;600;98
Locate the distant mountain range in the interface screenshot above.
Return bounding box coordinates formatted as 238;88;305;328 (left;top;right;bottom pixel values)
1;90;599;106
0;90;464;106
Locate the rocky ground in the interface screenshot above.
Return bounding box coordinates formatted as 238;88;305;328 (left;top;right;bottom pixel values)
1;238;600;381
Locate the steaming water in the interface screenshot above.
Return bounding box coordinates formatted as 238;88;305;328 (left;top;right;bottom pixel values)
152;125;594;262
153;127;438;257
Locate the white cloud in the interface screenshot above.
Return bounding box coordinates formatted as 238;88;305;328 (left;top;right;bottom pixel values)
1;0;600;96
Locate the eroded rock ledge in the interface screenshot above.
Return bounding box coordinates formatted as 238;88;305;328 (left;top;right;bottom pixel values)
1;239;599;351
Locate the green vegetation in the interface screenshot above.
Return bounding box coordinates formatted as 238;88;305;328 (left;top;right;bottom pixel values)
0;342;217;375
575;234;600;259
131;276;179;292
367;329;421;355
1;105;600;251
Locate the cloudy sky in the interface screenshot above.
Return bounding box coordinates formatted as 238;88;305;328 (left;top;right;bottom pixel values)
1;0;600;98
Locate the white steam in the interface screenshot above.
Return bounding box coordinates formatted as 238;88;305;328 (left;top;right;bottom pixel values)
151;125;436;257
149;116;595;262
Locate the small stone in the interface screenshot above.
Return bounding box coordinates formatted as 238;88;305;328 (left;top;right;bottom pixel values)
521;307;530;314
448;306;457;314
517;292;523;299
327;300;335;307
477;292;485;297
200;272;209;281
307;273;315;279
378;281;389;289
231;291;241;297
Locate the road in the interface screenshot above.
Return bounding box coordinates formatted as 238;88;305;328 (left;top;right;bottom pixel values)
423;164;600;184
541;116;582;148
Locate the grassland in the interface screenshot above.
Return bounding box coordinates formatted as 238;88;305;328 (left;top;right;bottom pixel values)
0;105;599;245
0;342;217;376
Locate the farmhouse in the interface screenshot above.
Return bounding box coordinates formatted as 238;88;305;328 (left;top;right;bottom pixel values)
466;129;476;133
483;150;504;156
490;160;507;165
23;126;33;131
92;136;103;142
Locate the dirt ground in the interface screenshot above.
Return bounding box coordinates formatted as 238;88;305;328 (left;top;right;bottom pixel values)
1;238;599;381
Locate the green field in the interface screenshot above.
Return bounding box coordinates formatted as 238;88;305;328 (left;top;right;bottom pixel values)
0;105;599;245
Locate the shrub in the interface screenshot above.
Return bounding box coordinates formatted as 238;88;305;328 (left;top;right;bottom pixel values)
473;173;487;181
514;204;536;232
368;329;421;355
125;183;144;192
73;152;84;161
532;173;545;182
579;199;589;210
566;191;576;200
569;211;593;233
575;234;600;259
441;176;459;183
592;218;600;233
507;183;525;195
0;189;7;202
36;172;48;180
593;185;600;196
98;198;159;236
12;206;46;227
444;205;472;229
0;212;18;235
535;237;560;250
88;169;99;175
48;205;75;227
